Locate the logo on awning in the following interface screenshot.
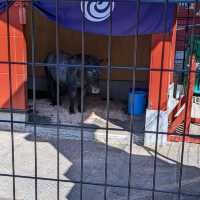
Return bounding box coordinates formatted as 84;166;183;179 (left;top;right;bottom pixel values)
80;1;115;22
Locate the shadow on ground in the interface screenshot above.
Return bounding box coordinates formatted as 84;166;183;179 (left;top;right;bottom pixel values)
25;129;200;200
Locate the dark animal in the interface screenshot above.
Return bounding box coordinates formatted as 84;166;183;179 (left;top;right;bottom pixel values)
44;51;102;114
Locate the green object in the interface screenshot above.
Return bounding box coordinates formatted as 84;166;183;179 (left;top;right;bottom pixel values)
194;73;200;94
184;36;200;65
183;36;200;95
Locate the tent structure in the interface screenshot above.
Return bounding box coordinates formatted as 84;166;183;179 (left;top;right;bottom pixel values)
0;0;199;144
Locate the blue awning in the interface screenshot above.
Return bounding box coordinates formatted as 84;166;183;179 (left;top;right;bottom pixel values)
33;1;176;36
0;0;180;36
0;1;13;13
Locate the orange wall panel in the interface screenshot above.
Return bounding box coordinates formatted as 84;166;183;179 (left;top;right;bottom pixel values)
0;74;10;108
0;2;27;110
148;22;177;110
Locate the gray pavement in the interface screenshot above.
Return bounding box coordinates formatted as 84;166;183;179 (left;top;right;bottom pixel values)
0;130;199;200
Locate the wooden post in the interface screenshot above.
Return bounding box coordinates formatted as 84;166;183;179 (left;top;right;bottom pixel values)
148;22;177;111
144;20;177;146
185;55;196;134
0;1;27;110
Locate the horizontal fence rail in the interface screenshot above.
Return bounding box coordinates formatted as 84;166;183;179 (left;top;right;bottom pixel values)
0;0;199;200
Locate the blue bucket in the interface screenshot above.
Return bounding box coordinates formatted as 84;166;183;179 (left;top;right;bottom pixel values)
128;89;147;116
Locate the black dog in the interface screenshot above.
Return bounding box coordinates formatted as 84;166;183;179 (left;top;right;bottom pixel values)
44;51;102;114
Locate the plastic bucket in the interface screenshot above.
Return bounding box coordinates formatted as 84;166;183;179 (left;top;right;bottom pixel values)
128;89;147;116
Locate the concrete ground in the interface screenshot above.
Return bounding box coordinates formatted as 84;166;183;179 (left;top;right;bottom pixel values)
0;130;199;200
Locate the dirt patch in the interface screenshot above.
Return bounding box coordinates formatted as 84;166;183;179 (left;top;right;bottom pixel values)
28;96;129;129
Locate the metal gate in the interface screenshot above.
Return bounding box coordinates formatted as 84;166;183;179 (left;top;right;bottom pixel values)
0;0;200;200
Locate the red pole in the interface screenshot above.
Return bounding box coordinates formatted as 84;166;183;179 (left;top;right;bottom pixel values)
185;55;196;134
148;21;177;110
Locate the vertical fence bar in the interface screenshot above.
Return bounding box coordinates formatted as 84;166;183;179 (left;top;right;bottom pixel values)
127;0;140;199
55;0;60;199
30;1;38;199
152;1;168;200
181;3;190;82
6;0;15;199
80;1;86;199
177;1;197;200
104;1;113;199
172;6;188;182
0;1;199;199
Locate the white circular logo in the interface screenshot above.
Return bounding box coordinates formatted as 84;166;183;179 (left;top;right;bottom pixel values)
80;1;115;22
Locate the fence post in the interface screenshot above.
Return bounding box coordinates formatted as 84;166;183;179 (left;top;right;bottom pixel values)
0;1;27;110
144;21;177;146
